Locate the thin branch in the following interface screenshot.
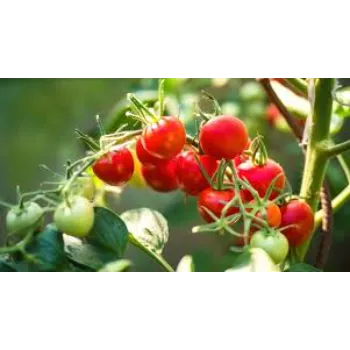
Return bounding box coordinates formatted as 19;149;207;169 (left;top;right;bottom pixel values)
284;78;308;97
326;140;350;158
315;182;333;269
259;78;304;140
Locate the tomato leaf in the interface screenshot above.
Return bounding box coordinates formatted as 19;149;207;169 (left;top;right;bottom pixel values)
226;248;280;272
3;224;66;272
286;263;321;272
176;255;195;272
0;258;17;272
121;208;169;255
99;259;132;272
64;237;116;271
87;207;129;258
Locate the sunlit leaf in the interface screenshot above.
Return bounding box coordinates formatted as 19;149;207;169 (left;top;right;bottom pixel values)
99;259;132;272
226;248;280;272
176;255;195;272
121;208;169;255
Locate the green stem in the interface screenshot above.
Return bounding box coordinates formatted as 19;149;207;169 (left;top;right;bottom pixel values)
0;200;12;209
128;234;174;272
127;94;158;122
158;79;165;117
284;78;308;97
326;140;350;158
296;79;336;260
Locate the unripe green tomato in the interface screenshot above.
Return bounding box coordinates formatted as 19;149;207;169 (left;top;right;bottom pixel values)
6;202;44;234
250;230;289;264
54;196;94;238
71;175;95;201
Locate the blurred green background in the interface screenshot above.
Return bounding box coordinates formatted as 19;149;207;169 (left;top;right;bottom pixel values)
0;78;349;271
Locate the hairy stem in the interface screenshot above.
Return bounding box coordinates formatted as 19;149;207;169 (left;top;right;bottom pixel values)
296;78;336;260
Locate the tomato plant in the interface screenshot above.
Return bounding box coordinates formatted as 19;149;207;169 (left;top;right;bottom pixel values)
1;78;350;272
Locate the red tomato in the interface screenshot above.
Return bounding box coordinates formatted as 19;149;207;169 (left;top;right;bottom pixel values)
93;148;134;186
199;115;249;159
280;200;314;246
176;150;218;196
142;116;186;159
266;104;280;127
198;188;245;223
141;158;178;192
249;200;282;231
136;137;165;165
237;158;286;200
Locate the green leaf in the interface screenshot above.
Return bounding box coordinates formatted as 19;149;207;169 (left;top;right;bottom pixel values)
64;236;116;271
176;255;195;272
226;248;280;272
0;258;17;272
99;259;132;272
121;208;169;255
87;207;129;258
3;224;66;272
286;263;321;272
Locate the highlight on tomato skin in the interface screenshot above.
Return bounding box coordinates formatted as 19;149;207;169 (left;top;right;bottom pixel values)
92;148;135;186
141;158;179;193
142;116;186;160
280;199;315;247
197;187;245;223
199;115;249;160
236;158;286;200
176;150;218;196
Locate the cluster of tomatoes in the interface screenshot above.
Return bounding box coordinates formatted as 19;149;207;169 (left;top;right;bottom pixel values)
91;111;315;265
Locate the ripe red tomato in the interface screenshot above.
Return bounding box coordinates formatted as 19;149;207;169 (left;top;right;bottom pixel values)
136;137;165;165
280;200;314;246
142;116;186;159
249;200;281;230
141;158;178;192
176;150;218;196
198;188;245;223
199;115;249;159
92;148;134;186
237;158;286;200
